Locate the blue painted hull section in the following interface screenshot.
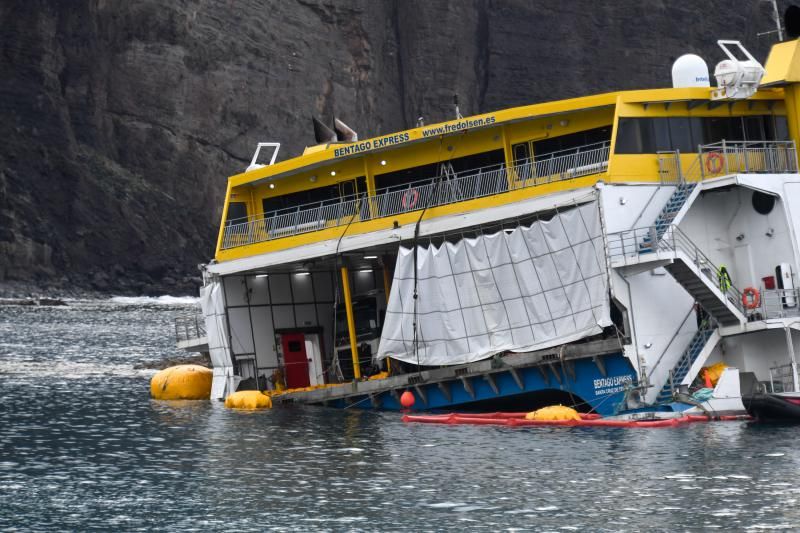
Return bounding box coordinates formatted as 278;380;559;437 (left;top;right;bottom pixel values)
326;352;637;417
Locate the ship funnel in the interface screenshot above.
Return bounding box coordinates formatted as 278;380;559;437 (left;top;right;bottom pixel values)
334;118;358;142
313;116;338;144
671;54;710;88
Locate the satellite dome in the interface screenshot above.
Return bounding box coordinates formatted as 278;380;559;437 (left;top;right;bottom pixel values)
671;54;711;88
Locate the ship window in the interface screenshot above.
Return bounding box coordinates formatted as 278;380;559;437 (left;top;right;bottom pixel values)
533;126;612;157
374;150;504;192
774;116;789;140
615;116;781;154
261;177;367;216
225;202;248;225
744;116;765;141
512;142;530;163
615;118;653;153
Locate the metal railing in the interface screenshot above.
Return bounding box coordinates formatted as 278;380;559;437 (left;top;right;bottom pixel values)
758;288;800;319
221;142;610;249
769;362;798;393
175;312;206;343
658;140;798;184
608;224;745;314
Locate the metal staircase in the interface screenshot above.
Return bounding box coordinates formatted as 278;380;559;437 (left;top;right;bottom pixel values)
652;183;696;242
610;225;747;326
639;182;696;252
655;324;717;403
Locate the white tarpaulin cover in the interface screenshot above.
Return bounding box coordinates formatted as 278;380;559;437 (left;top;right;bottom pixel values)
377;201;611;366
200;279;238;399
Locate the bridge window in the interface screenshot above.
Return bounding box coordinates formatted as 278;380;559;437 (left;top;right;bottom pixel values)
615;115;788;154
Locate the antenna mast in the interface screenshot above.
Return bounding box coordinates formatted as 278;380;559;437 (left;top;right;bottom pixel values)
758;0;784;41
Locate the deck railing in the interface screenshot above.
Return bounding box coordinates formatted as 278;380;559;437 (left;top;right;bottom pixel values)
657;140;798;183
608;224;745;315
175;312;206;344
221;141;610;249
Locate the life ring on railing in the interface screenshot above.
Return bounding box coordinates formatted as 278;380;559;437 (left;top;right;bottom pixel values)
401;189;420;209
705;151;724;174
742;287;760;309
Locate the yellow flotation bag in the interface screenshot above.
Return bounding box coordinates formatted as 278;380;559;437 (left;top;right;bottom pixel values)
150;364;212;400
701;362;728;386
525;405;581;421
224;390;273;410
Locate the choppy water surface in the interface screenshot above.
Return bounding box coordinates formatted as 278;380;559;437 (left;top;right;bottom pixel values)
2;300;800;531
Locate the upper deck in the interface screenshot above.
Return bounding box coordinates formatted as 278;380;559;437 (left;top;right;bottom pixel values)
214;86;792;266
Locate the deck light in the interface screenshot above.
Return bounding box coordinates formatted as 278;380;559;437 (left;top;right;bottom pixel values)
330;171;336;176
269;183;275;189
359;269;373;273
295;272;311;277
255;274;268;278
363;255;378;260
380;160;387;166
309;175;317;183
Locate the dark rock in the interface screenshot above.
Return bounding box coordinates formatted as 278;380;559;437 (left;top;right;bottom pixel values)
37;298;67;306
0;1;788;294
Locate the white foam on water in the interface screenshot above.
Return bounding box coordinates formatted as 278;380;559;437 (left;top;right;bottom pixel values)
764;453;785;457
109;295;199;306
0;360;147;379
426;502;467;509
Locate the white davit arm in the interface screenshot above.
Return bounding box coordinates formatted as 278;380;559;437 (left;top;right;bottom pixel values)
246;142;281;172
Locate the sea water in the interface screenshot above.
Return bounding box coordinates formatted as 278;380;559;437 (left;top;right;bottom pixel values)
2;299;800;531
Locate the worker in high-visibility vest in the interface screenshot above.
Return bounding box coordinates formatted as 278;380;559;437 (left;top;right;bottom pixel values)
718;265;732;293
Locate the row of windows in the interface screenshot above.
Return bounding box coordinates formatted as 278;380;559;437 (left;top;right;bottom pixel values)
615;115;789;154
225;114;791;225
512;126;612;163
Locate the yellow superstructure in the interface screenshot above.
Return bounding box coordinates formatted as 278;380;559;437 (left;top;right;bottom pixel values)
214;65;797;264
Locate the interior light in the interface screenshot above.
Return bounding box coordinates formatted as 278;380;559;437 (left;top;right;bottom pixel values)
295;272;311;277
330;171;336;176
359;269;373;273
269;183;275;189
255;274;268;278
363;255;378;260
380;160;387;166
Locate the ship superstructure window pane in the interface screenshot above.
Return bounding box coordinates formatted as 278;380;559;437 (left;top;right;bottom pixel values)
226;202;248;224
513;142;530;162
667;117;694;153
615;118;650;153
615;115;784;153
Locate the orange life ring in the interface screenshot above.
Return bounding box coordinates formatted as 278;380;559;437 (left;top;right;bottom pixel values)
742;287;760;310
706;151;724;174
401;189;420;209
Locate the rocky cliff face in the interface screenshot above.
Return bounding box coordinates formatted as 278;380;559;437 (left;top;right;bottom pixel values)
0;0;786;294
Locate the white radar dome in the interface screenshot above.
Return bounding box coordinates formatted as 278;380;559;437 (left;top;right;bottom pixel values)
671;54;710;88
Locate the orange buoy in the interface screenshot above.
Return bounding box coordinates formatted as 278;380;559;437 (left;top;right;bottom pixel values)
400;390;415;408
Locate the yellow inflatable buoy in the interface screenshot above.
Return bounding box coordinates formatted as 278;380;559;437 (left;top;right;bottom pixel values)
525;405;581;421
224;390;273;410
150;364;212;400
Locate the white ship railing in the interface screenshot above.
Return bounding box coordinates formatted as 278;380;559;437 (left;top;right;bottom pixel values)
221;141;610;249
607;224;746;314
757;288;800;320
175;312;206;343
657;140;798;183
769;362;797;393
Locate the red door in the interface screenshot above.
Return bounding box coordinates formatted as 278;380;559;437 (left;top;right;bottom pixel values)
282;333;310;389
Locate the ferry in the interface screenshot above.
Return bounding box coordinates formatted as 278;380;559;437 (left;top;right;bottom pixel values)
175;35;800;417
